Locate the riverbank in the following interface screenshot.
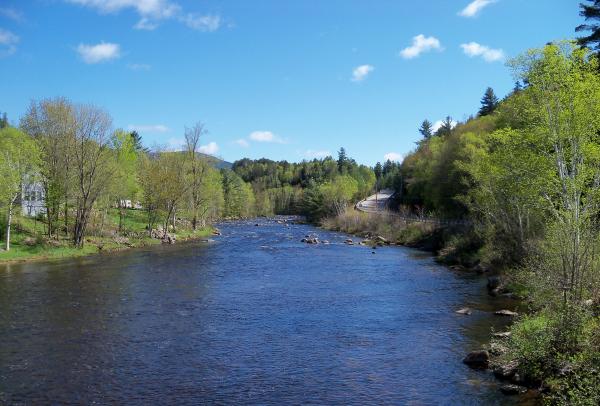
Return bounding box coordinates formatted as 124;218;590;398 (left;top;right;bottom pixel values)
0;209;215;264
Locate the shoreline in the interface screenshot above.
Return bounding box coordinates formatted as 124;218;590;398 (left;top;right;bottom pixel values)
0;227;216;266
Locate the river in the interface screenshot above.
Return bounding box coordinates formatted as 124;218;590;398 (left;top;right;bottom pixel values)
0;218;520;405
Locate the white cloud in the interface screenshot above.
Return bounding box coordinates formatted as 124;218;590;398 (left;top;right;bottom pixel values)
180;13;221;32
249;131;284;143
199;141;219;155
128;124;170;133
77;42;121;64
351;64;374;82
127;63;151;71
65;0;222;32
304;150;331;159
234;139;249;147
460;42;505;62
400;34;442;59
459;0;497;18
0;8;24;22
0;28;18;56
432;119;458;133
384;152;403;162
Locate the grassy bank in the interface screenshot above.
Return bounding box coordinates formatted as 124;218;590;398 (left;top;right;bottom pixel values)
0;208;214;264
321;209;482;269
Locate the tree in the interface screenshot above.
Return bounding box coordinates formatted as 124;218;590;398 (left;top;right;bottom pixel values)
374;162;382;187
418;119;433;139
337;147;348;173
111;130;139;233
0;128;41;251
129;131;148;153
184;122;208;230
576;0;600;59
71;104;115;247
0;112;8;129
437;116;454;137
479;87;499;116
20;98;76;238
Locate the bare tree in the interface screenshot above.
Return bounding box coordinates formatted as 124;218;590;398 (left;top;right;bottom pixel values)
184;122;208;230
71;104;115;247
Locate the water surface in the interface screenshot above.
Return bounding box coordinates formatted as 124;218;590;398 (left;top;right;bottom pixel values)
0;219;516;405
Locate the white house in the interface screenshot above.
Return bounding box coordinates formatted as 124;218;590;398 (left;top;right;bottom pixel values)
21;180;46;217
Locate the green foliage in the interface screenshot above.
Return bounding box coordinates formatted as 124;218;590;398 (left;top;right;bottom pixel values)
478;87;499;116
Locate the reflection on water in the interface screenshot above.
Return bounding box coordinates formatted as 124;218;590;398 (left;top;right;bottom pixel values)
1;219;519;404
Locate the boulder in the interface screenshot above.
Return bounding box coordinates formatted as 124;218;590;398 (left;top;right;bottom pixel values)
487;276;502;290
463;350;490;369
494;361;518;380
492;331;512;339
455;307;472;315
345;239;354;245
500;384;527;395
495;309;519;317
376;235;389;244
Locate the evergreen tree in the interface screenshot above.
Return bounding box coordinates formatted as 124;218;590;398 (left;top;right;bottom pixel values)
418;119;433;139
129;131;148;153
513;81;523;94
0;112;8;129
437;116;454;137
479;87;499;116
577;0;600;59
337;147;348;173
374;162;382;180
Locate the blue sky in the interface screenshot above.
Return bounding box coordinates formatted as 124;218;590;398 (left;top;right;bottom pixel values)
0;0;582;165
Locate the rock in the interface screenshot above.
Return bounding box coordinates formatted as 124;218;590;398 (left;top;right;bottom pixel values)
345;239;354;245
494;361;518;380
321;240;329;244
376;236;389;244
212;229;221;236
492;331;512;339
463;350;490;369
495;309;519;317
455;307;472;315
255;223;260;226
113;236;130;245
22;236;37;246
500;384;527;395
489;341;508;356
162;234;176;244
583;299;594;307
487;276;502;290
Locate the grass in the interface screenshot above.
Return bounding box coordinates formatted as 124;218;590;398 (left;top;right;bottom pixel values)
0;207;213;264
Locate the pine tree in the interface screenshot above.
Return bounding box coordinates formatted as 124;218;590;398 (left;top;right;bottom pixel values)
513;81;523;94
337;147;348;173
418;119;433;139
437;116;454;137
479;87;499;116
374;162;382;180
0;112;8;129
577;0;600;59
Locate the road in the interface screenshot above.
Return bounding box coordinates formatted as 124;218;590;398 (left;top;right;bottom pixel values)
355;189;394;213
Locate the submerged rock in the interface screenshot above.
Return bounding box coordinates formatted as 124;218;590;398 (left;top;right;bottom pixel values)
495;309;519;317
500;384;527;395
463;350;490;369
345;238;354;245
455;307;472;315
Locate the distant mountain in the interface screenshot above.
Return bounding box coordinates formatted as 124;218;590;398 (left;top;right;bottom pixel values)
199;153;233;169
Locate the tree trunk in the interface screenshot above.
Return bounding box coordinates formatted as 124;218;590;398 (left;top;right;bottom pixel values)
5;200;14;251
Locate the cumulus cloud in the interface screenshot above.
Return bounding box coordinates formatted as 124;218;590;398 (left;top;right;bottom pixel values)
77;42;121;64
304;150;331;159
384;152;403;162
459;0;497;17
0;28;18;56
460;42;505;62
400;34;442;59
128;124;170;133
65;0;221;32
249;131;284;143
180;13;221;32
351;64;374;82
199;141;219;155
234;139;249;147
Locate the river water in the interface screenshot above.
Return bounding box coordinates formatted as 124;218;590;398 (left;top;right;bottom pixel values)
0;218;520;405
